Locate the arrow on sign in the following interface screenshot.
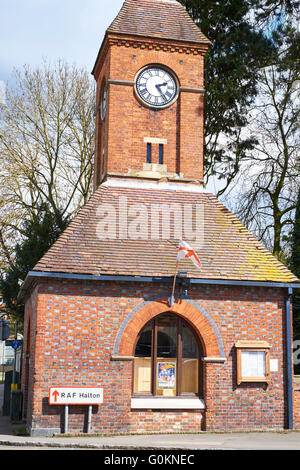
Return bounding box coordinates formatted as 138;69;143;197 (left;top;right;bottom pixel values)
52;390;59;403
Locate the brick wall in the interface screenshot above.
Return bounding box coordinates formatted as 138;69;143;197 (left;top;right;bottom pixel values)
130;410;204;434
22;283;39;428
22;279;289;434
294;376;300;429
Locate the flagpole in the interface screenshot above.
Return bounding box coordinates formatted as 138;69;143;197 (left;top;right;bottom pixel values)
168;259;179;307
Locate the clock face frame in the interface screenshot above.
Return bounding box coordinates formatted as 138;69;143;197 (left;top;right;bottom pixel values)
134;65;179;109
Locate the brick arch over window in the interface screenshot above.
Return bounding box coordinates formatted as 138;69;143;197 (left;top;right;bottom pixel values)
114;295;224;358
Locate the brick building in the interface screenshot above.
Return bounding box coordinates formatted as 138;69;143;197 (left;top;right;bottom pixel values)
19;0;300;436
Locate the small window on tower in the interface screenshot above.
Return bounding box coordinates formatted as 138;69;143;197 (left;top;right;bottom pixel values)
147;143;152;163
159;144;164;164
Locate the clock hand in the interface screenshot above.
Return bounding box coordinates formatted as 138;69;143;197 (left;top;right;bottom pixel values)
155;82;168;89
155;83;168;101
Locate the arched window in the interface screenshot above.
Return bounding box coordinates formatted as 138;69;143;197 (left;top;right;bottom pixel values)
133;313;203;397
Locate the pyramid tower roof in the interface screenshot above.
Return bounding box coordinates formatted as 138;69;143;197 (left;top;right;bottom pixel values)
106;0;210;45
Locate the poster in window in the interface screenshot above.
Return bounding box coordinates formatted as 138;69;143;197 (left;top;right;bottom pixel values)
157;362;176;389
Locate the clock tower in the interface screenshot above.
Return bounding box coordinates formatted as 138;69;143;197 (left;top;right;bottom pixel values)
92;0;210;188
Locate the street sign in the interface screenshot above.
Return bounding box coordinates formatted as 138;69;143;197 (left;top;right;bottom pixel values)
49;387;104;405
10;340;21;350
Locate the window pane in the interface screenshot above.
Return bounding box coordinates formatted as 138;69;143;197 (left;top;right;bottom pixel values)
182;324;199;393
134;324;152;393
156;314;177;395
182;324;198;358
134;357;151;393
241;351;266;377
159;144;164;164
147;143;151;163
182;359;199;394
157;314;177;358
135;324;152;357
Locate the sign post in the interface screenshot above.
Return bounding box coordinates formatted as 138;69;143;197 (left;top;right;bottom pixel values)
64;405;69;434
11;322;19;391
87;405;92;434
49;387;104;434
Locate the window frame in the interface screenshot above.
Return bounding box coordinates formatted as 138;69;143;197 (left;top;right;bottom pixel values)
132;313;203;398
235;340;271;385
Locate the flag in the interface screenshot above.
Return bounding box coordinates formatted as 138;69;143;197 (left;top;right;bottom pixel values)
176;239;201;269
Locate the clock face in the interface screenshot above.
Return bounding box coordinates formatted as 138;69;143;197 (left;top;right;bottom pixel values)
135;66;178;108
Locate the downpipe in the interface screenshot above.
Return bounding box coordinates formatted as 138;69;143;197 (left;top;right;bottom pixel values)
286;287;293;429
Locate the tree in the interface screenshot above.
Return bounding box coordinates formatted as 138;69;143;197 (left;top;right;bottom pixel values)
289;188;300;374
0;204;69;323
254;0;300;23
232;25;299;257
290;189;300;281
0;60;95;271
179;0;275;192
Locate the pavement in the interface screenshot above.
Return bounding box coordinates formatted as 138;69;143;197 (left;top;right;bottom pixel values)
1;385;300;450
0;415;299;450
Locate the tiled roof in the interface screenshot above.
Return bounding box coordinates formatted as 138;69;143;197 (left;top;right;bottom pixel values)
32;181;299;283
106;0;210;45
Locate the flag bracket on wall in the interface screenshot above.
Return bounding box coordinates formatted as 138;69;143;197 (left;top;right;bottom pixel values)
168;240;201;307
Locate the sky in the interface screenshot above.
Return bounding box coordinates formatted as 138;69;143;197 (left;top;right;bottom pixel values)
0;0;124;87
